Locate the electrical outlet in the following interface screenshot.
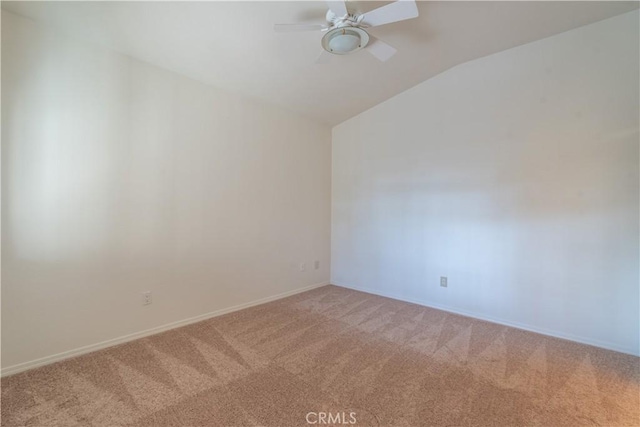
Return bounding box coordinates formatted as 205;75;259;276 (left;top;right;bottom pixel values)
440;277;448;288
142;291;152;305
299;262;307;272
314;260;320;270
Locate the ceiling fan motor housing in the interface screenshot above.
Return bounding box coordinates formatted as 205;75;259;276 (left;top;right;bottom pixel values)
326;9;365;28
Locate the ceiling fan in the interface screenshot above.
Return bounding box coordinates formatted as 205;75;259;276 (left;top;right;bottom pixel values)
274;0;419;62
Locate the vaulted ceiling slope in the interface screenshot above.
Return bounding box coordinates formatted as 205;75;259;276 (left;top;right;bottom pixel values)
2;1;638;126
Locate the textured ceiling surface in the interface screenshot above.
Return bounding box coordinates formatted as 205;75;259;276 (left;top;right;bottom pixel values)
3;1;638;125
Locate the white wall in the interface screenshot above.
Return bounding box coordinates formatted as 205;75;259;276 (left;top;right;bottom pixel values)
1;11;331;371
332;11;639;356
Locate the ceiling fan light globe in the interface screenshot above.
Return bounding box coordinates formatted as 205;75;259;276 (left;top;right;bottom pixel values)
329;34;360;53
321;27;369;55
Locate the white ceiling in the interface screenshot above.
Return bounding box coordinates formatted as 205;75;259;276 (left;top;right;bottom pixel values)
3;1;638;126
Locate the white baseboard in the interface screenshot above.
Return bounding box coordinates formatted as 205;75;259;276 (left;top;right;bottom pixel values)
1;281;329;377
333;282;639;357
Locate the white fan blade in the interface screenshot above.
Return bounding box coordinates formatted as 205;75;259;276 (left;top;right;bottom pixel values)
326;0;348;17
362;0;419;28
366;36;397;62
274;23;328;32
316;50;333;64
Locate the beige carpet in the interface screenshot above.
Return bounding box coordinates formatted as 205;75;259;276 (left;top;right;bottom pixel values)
2;285;639;426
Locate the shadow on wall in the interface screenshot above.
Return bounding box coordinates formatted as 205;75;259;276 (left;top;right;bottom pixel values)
333;125;639;341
